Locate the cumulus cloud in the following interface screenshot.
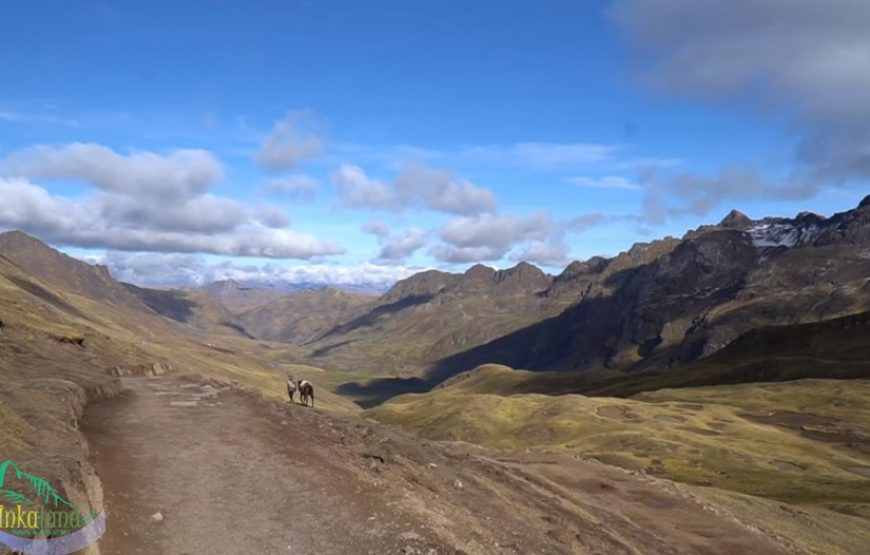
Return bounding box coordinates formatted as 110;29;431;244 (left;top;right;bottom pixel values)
361;221;390;237
0;142;344;259
332;162;497;215
332;164;396;210
263;174;319;201
440;212;554;250
569;175;642;190
376;228;429;262
394;162;496;215
431;212;555;263
429;211;626;265
563;213;622;232
509;242;570;267
639;167;796;224
612;0;870;220
94;251;421;290
428;244;508;264
0;143;223;199
256;205;291;228
256;111;324;171
100;193;248;234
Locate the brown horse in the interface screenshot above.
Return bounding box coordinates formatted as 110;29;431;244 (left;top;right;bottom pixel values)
298;380;314;407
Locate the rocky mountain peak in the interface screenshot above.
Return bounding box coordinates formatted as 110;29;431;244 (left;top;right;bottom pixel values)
0;229;46;246
719;209;753;229
493;262;550;291
209;279;243;290
795;211;827;225
560;256;609;278
464;264;497;281
384;269;455;301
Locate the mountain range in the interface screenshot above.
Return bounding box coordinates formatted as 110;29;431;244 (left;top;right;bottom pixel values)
291;195;869;402
3;195;868;404
1;197;869;554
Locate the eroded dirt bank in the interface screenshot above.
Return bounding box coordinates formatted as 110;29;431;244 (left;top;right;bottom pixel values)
82;375;797;554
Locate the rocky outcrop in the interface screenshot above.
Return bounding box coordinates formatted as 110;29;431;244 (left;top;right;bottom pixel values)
111;361;171;377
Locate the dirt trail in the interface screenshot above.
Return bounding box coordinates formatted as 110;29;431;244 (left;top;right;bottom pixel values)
83;375;797;555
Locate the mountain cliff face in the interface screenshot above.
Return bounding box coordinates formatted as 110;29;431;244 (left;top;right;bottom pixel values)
430;196;870;378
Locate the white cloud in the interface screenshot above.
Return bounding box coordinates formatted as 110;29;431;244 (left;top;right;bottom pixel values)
429;244;508;264
256;205;291;228
376;228;429;262
569;175;642;190
509;242;570;267
563;213;621;232
431;212;554;263
430;210;620;265
0;143;223;199
95;251;422;290
394;162;496;215
613;0;870;221
0;142;344;260
332;164;396;210
100;193;248;234
256;111;324;171
332;162;497;215
440;212;554;250
263;174;319;201
361;221;390;237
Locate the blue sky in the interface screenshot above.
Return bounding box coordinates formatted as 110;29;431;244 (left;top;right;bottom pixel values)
1;1;868;287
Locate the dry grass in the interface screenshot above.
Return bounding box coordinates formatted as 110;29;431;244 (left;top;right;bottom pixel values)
370;365;870;506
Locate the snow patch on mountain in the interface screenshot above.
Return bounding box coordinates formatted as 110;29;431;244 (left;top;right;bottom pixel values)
747;222;821;248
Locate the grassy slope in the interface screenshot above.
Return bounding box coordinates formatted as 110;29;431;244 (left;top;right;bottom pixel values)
370;365;870;507
0;253;358;416
435;310;870;401
0;251;358;534
370;365;870;553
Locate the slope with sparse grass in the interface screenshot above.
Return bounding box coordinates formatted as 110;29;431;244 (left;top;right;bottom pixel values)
369;364;870;553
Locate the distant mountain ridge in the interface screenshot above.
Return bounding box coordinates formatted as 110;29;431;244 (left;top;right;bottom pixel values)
237;287;375;343
318;195;870;402
427;195;870;377
196;279;383;314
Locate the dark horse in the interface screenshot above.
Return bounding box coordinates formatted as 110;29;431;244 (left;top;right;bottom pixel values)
298;380;314;407
287;377;297;403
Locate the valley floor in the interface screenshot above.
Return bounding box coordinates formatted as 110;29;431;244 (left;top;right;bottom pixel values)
82;375;794;555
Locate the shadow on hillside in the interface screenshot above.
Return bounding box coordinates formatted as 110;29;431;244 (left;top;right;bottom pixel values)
335;270;641;408
6;276;92;321
316;294;436;341
336;377;432;408
337;232;870;408
124;284;197;323
342;308;870;408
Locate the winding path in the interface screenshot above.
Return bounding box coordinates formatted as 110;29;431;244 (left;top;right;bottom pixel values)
83;375;795;555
